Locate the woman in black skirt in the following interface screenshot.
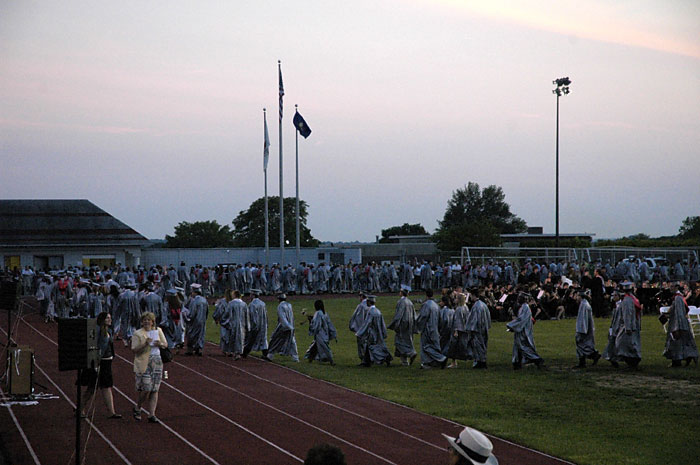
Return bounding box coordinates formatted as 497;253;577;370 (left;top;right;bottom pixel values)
78;311;121;419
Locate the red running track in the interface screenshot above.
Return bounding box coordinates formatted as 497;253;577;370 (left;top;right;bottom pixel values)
0;309;573;465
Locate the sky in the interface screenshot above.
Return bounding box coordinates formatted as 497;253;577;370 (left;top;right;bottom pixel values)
1;0;699;242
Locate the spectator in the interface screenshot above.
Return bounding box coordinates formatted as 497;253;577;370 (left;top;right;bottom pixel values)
131;311;167;423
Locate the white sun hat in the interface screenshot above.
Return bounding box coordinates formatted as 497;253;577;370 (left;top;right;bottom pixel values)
442;427;498;465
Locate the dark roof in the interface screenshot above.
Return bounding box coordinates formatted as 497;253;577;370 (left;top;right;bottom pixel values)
0;199;149;247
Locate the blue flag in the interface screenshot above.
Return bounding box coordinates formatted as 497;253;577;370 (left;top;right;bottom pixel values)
293;111;312;139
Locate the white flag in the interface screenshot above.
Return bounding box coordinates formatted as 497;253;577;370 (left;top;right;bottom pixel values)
263;110;270;171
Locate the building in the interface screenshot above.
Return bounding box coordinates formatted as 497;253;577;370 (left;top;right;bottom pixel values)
0;199;362;271
0;199;149;270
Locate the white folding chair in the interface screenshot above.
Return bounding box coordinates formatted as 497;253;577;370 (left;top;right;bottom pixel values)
688;306;700;338
659;306;670;333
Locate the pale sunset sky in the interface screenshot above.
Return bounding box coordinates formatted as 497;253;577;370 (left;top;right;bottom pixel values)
1;0;698;241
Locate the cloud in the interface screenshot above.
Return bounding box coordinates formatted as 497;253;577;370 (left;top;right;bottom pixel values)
442;0;700;59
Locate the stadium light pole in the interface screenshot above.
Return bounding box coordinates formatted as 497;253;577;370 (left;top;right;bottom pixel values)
553;77;571;248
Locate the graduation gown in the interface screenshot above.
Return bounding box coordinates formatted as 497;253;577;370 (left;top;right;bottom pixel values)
184;295;209;350
663;294;698;362
268;301;299;360
387;296;417;358
447;304;471;361
415;299;447;364
507;303;542;365
355;305;392;364
212;298;232;352
245;298;269;353
438;306;455;355
161;301;183;349
228;298;250;355
614;294;642;362
466;300;491;364
575;299;597;358
116;290;140;340
602;301;622;362
349;300;370;361
305;310;337;363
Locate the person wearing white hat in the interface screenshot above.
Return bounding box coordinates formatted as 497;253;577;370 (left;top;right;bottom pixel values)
443;426;498;465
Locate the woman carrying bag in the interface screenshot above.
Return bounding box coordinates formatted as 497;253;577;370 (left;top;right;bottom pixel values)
131;311;167;423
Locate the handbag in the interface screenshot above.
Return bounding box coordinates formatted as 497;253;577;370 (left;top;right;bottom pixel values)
160;346;173;363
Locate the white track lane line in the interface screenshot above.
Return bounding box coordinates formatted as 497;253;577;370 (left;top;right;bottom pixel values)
171;360;397;465
19;319;298;464
0;385;41;465
211;341;576;464
0;327;130;465
32;363;134;465
109;385;221;465
206;355;444;450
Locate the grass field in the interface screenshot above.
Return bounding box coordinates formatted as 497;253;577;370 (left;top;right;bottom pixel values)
205;295;700;465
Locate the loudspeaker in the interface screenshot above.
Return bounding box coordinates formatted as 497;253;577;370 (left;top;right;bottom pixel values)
57;318;100;371
0;280;20;310
8;346;34;396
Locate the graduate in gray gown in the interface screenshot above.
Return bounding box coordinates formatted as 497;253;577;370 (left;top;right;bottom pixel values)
243;289;269;358
116;283;140;343
506;293;544;370
212;290;234;356
602;292;622;367
227;290;250;359
662;285;699;367
614;283;642;368
304;300;337;365
446;292;470;368
574;290;601;368
415;289;447;369
438;295;455;357
267;294;299;361
184;283;208;356
162;288;184;349
348;294;370;365
465;291;491;369
355;295;393;366
387;288;417;365
141;283;164;326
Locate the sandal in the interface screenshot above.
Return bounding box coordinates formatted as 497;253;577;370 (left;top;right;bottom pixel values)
147;416;160;424
132;407;142;421
108;413;122;419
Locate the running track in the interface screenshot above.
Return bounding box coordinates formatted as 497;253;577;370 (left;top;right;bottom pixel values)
0;308;573;464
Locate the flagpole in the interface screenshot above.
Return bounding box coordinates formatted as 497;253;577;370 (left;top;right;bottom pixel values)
278;60;285;266
295;104;301;266
263;108;270;267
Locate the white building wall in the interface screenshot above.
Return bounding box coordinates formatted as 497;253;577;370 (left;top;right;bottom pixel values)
141;247;361;268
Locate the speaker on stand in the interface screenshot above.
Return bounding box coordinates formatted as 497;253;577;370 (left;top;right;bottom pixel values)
57;317;100;465
1;279;21;389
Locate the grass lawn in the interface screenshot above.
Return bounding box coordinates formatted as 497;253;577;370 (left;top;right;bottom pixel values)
205;295;700;465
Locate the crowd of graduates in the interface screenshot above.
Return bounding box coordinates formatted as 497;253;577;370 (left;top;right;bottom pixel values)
6;253;700;371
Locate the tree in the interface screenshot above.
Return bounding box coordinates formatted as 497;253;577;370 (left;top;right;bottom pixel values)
435;182;527;250
232;196;319;248
164;220;234;248
678;216;700;239
378;223;428;243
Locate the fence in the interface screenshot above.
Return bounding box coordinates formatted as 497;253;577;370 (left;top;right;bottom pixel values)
459;246;699;266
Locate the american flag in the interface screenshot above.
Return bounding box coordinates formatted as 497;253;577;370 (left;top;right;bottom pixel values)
278;61;284;122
